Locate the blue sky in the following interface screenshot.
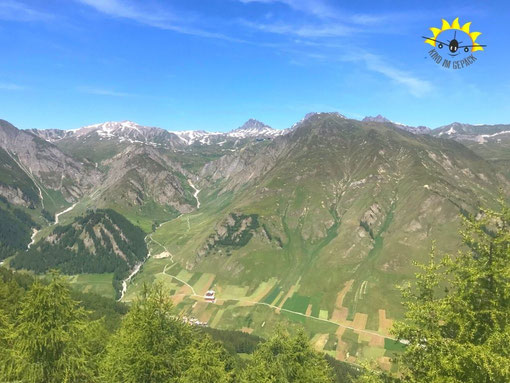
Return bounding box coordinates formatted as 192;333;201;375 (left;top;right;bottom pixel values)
0;0;509;132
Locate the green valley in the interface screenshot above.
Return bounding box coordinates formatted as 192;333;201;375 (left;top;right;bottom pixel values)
1;113;509;372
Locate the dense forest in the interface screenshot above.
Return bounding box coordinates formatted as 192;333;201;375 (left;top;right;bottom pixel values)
0;197;38;260
10;209;147;294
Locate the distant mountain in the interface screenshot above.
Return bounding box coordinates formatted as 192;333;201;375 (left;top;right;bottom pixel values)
27;128;73;142
170;130;223;146
290;112;346;131
363;115;430;135
362;115;391;124
97;145;197;215
227;119;286;138
432;122;510;179
30;119;287;148
432;122;510;143
72;121;181;146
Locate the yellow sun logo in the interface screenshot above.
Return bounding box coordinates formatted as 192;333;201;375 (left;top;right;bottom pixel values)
423;17;485;53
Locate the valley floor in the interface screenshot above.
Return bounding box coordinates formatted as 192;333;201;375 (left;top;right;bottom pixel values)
123;252;401;370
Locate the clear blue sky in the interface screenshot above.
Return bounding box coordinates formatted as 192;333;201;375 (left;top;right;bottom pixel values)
1;0;509;131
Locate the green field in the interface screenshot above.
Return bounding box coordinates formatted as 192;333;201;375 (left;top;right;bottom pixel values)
262;286;281;304
67;273;116;299
282;293;310;314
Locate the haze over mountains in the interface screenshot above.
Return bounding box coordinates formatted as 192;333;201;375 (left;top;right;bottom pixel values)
1;112;509;359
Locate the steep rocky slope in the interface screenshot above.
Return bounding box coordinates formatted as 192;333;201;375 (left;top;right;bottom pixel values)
96;145;197;214
0;120;101;205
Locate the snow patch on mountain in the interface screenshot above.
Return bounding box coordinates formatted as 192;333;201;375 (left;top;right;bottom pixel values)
169;130;222;145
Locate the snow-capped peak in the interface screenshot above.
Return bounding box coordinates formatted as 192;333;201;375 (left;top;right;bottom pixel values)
227;119;283;138
76;121;147;137
29;119;291;147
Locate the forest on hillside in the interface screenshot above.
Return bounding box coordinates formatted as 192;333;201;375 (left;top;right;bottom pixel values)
0;197;38;261
10;209;147;295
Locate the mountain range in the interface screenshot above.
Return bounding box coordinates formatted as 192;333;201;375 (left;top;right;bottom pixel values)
1;112;509;363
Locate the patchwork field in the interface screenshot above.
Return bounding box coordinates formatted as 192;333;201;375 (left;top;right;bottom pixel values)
123;248;404;369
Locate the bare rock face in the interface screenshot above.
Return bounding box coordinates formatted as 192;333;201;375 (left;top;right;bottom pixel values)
0;120;102;202
200;139;289;191
362;203;382;226
99;146;195;213
0;185;33;207
26;128;73;142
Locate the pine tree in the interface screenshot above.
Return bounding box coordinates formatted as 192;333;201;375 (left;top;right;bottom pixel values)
99;283;231;382
241;327;334;382
0;309;12;368
180;336;232;383
390;201;510;382
2;273;96;383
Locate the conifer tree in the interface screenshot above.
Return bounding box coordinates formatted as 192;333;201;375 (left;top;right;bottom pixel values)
2;273;95;383
387;201;510;382
180;336;232;383
99;283;231;382
241;327;334;382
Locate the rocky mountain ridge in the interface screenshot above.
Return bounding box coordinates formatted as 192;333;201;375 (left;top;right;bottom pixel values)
432;122;510;143
29;118;286;148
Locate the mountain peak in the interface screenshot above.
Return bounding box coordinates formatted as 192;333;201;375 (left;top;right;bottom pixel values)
83;120;144;131
362;115;391;123
237;119;270;132
228;119;284;138
289;112;346;131
304;112;346;120
361;115;431;134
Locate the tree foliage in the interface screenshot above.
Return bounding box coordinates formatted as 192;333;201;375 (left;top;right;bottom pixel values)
0;267;346;383
99;283;233;383
241;327;334;383
387;201;510;383
0;202;37;260
1;273;100;383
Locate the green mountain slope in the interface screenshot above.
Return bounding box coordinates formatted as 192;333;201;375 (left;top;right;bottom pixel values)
134;114;506;363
